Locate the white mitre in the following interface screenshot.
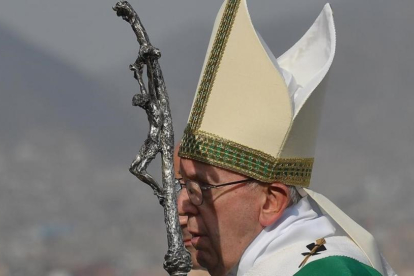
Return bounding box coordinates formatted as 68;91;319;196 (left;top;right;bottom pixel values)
179;0;325;187
179;0;395;275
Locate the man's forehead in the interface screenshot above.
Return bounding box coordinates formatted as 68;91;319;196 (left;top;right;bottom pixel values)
180;158;247;183
179;158;215;178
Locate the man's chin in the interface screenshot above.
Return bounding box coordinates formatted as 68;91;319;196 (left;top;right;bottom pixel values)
188;236;221;273
185;246;203;270
195;251;210;271
195;248;222;275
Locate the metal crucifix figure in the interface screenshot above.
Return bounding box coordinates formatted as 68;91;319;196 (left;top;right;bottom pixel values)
113;1;192;275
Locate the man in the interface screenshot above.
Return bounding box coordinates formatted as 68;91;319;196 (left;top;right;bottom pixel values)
174;146;209;276
176;0;397;275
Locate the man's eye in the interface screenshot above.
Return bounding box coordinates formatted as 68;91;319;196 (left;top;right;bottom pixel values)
198;183;210;189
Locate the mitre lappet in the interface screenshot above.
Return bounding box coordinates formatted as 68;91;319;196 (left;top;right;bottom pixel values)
179;0;395;275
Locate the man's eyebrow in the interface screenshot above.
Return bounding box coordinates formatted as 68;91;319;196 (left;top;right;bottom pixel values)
193;175;214;186
181;172;210;185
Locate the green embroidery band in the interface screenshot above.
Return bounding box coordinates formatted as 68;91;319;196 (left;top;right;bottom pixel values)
188;0;241;131
179;130;314;187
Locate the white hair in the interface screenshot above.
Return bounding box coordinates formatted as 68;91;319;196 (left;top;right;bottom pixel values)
287;185;302;207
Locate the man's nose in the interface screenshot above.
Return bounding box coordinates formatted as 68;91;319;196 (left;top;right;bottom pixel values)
177;188;199;217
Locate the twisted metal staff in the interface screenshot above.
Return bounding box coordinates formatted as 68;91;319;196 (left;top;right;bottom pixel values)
113;1;192;275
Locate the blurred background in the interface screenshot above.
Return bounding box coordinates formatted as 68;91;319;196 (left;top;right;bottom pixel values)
0;0;413;275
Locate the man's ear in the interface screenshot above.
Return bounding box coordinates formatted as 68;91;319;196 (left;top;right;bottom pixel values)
258;183;290;227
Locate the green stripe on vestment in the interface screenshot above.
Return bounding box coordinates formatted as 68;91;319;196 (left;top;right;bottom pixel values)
294;256;382;276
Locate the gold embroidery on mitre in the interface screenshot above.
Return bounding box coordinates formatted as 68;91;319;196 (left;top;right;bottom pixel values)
179;130;314;187
187;0;241;131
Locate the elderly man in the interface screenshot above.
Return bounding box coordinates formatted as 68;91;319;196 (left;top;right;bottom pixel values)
175;0;396;275
175;146;209;276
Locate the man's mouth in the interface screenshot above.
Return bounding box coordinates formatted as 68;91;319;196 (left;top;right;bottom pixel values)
188;228;204;238
183;233;193;247
182;227;194;247
190;235;203;247
184;238;193;247
188;229;206;248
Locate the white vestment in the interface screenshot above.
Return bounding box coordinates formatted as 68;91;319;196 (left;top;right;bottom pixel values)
229;196;397;276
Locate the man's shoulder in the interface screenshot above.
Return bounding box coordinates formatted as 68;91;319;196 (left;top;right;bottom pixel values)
294;256;382;276
244;236;377;276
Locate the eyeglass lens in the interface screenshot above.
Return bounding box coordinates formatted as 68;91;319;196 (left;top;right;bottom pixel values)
186;181;203;206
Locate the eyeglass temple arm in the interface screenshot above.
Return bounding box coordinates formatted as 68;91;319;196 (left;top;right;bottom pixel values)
204;178;253;189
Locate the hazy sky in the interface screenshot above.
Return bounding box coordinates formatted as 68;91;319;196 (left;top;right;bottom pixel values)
0;0;413;274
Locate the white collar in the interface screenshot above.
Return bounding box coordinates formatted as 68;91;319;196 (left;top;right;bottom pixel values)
233;196;336;276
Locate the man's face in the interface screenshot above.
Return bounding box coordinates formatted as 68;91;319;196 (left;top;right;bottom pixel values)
174;147;203;270
178;158;265;276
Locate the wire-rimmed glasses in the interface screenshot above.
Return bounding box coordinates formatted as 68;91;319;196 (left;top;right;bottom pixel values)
176;178;253;206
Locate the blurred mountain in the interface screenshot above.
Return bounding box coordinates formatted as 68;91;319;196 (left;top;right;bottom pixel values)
0;24;167;275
